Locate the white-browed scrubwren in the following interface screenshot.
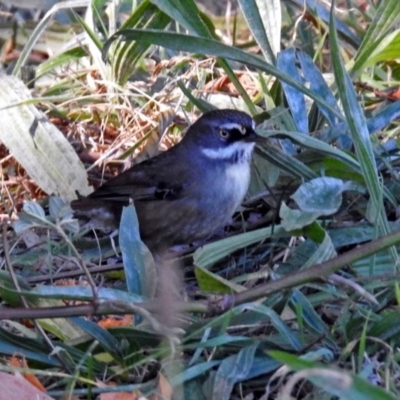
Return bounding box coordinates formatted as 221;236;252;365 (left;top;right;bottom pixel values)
72;109;259;256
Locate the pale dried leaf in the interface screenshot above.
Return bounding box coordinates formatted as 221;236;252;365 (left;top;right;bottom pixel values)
0;371;54;400
0;74;91;201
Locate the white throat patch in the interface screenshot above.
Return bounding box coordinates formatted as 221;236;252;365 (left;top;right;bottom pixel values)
201;141;255;162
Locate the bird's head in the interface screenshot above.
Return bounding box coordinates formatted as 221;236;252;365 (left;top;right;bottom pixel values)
182;109;258;163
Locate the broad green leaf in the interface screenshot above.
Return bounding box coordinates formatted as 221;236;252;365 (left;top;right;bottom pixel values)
193;225;286;269
171;360;220;386
292;177;348;215
31;285;144;302
185;303;301;351
290;290;332;339
37;298;86;340
0;327;60;366
48;197;80;233
278;49;308;134
280;202;319;231
119;204;156;297
244;304;302;351
297;51;342;128
70;317;124;362
195;267;245;294
211;343;258;400
185;335;251;351
300;229;336;269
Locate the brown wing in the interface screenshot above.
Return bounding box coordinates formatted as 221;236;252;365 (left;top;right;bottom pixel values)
86;147;189;203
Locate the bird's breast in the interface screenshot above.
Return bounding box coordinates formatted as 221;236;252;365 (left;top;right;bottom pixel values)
223;161;251;209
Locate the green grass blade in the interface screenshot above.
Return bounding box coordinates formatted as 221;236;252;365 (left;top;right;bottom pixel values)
238;0;280;64
352;0;400;76
103;29;344;119
329;1;398;266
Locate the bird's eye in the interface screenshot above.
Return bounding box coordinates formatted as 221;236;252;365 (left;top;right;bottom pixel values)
219;129;230;139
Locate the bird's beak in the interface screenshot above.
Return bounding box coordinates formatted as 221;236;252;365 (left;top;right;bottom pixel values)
245;129;263;144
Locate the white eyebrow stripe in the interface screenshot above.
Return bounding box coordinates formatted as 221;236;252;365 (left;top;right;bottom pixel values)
219;120;256;133
220;122;245;131
201;142;255;160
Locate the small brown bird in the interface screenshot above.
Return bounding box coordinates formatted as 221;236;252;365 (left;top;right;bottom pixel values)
71;109;258;255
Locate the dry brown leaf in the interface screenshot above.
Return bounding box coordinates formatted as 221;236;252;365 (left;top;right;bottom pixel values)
98;315;133;328
9;354;46;392
203;72;259;97
155;372;172;400
0;371;53;400
99;391;143;400
386;86;400;101
55;279;78;287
